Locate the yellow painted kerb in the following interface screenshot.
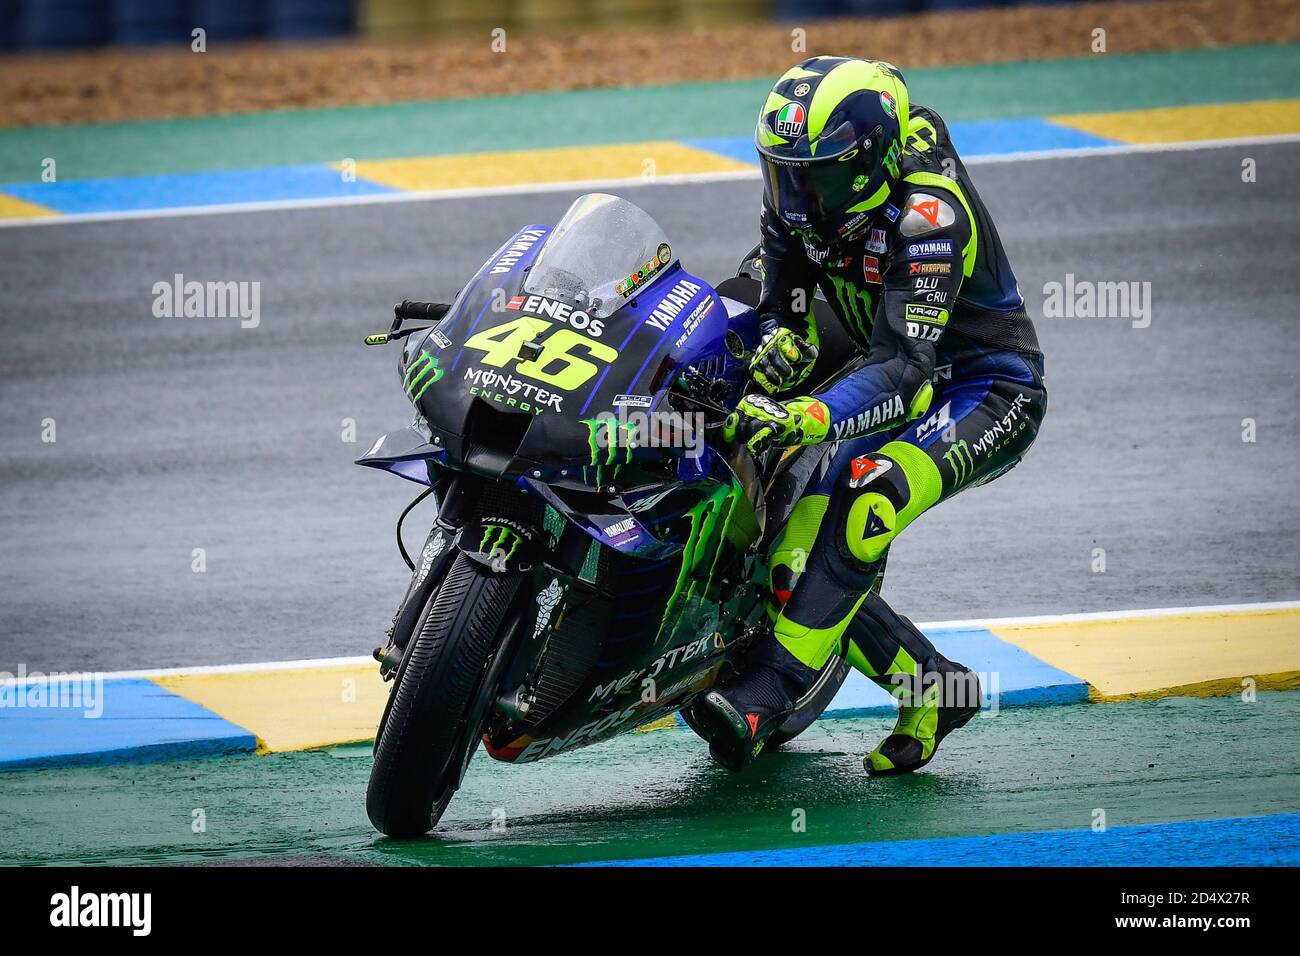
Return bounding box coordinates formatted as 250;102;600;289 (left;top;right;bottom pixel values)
1052;98;1300;144
156;662;690;753
343;140;752;192
154;664;387;753
993;606;1300;699
634;714;681;733
0;193;58;220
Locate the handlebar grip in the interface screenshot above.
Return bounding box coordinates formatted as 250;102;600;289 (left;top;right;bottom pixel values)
394;300;448;323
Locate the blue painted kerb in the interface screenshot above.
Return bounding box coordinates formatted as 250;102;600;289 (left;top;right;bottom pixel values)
0;677;256;771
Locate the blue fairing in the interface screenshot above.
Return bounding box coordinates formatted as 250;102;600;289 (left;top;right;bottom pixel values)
354;425;446;486
359;197;766;558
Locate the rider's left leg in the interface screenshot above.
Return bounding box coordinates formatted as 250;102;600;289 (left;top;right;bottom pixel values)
844;594;981;775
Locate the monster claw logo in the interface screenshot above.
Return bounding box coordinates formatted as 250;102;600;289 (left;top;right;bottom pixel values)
581;416;636;486
403;350;443;403
883;140;901;179
827;274;874;339
479;524;522;568
943;439;974;485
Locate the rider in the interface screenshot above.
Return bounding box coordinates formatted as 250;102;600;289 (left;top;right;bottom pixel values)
686;55;1047;775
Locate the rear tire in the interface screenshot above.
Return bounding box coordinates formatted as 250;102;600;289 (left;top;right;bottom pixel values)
366;553;519;837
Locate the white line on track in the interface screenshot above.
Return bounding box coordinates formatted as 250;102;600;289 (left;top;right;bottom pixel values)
919;599;1300;631
2;132;1297;230
3;600;1295;685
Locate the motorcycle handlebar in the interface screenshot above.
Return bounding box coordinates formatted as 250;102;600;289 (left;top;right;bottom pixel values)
394;300;448;324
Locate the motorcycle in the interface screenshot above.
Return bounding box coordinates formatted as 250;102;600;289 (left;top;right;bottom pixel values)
357;193;853;836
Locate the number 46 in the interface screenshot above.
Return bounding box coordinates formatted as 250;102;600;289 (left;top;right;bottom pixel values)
464;317;618;391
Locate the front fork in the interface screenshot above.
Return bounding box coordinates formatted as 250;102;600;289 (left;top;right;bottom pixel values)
373;474;483;679
374;473;553;680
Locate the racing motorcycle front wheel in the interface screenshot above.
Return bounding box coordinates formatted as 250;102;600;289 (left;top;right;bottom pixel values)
366;552;520;837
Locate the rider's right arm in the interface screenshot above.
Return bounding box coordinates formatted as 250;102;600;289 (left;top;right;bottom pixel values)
754;204;818;335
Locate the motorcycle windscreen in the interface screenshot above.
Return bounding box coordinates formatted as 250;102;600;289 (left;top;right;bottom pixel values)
523;193;676;319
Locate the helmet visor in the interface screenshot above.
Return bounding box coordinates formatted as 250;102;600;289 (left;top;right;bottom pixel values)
758;121;887;230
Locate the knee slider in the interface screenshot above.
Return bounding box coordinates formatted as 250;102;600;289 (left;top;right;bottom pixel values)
846;492;896;563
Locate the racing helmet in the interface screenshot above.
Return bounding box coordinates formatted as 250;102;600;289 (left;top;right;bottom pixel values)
756;56;909;244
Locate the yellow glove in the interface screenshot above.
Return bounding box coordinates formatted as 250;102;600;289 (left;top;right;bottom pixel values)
724;394;831;454
750;327;819;395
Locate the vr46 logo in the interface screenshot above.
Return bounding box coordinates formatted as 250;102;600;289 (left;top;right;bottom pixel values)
465;317;618;391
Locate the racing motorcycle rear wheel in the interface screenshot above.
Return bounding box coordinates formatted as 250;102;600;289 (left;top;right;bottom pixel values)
367;552;520;837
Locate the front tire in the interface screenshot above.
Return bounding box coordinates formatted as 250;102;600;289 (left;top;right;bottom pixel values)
366;552;519;837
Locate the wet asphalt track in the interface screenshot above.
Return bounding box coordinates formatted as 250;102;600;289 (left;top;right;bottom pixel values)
1;141;1298;672
4;691;1300;865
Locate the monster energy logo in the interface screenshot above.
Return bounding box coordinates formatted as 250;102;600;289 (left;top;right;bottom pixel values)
581;416;637;464
944;439;974;485
581;415;637;487
828;275;874;338
479;524;521;566
403;350;443;403
883;140;902;179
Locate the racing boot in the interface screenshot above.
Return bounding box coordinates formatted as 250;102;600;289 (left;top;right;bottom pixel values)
687;637;818;772
864;656;981;776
